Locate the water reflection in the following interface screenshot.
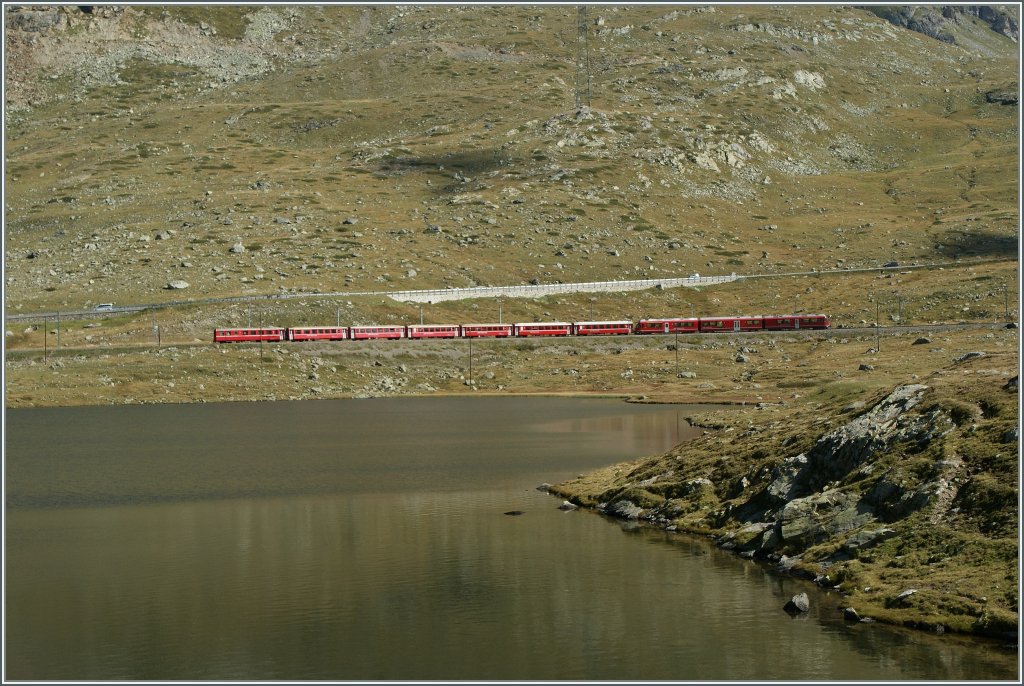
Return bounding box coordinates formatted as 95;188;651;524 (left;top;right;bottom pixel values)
5;399;1017;680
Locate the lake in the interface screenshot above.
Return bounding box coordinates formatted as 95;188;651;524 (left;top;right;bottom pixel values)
5;398;1016;680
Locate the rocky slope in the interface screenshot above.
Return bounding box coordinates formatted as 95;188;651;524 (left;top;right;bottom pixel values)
2;5;1018;316
553;355;1019;638
862;5;1019;53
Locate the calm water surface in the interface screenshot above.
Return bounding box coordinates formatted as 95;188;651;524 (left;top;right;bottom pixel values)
5;398;1017;680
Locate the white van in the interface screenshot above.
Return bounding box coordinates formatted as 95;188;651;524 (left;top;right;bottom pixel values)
95;303;114;311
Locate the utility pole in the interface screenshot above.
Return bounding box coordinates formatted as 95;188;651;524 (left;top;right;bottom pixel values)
498;300;502;324
468;336;474;388
337;306;341;327
575;5;592;110
875;300;880;352
43;317;47;362
56;311;60;350
675;330;679;376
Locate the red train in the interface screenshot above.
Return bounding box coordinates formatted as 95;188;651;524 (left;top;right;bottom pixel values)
213;314;829;343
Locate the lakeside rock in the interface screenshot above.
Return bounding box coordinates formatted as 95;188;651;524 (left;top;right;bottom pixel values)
550;374;1018;638
783;592;810;614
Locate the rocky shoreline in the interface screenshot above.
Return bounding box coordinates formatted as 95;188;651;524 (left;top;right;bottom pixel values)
549;374;1020;642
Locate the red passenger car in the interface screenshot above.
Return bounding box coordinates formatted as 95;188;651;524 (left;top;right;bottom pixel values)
514;322;572;337
573;321;632;336
213;327;286;343
698;317;764;333
762;314;831;330
349;325;405;340
461;324;514;338
287;326;349;341
634;318;700;335
407;325;461;339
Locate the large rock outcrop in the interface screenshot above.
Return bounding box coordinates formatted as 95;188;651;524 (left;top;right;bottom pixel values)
740;385;956;553
593;385;960;556
861;5;1019;46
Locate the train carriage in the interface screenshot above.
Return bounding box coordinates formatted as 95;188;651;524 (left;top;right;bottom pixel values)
349;325;406;340
407;324;462;339
634;318;700;335
798;314;830;330
514;322;572;337
761;314;831;330
214;327;286;343
698;316;764;333
572;321;633;336
287;326;350;341
461;323;514;338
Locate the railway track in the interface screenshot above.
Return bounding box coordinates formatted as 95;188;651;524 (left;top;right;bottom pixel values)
4;257;1015;325
5;321;1015;357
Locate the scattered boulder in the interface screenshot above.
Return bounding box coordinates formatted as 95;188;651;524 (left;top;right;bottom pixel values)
606;500;644;520
229;242;246;254
784;593;810;614
843;607;861;622
166;280;189;290
912;337;932;345
536;483;552;492
858;363;875;371
986;88;1018;106
794;70;825;90
841;527;897;554
954;351;986;363
558;501;579;511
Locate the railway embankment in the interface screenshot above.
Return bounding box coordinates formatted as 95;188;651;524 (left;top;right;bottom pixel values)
550;351;1019;641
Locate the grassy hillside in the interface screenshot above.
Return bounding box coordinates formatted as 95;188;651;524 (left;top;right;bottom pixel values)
3;5;1018;316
